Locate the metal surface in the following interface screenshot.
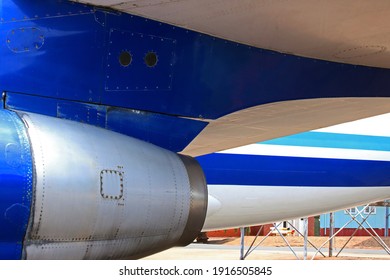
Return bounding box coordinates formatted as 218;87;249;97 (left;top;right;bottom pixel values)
4;1;390;157
73;0;390;69
303;218;308;260
312;206;390;259
176;155;208;246
184;98;390;156
6;27;45;53
203;185;390;231
16;112;207;259
329;212;334;257
5;92;207;153
386;201;389;237
198;151;390;187
0;110;33;260
238;220;325;260
240;227;245;260
106;29;175;91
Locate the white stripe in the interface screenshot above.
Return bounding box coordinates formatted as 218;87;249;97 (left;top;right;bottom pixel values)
218;144;390;161
315;112;390;136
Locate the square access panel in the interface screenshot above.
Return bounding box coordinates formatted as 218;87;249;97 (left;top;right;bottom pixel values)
100;170;124;200
105;29;176;91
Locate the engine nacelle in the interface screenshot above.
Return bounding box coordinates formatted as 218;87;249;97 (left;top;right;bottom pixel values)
0;109;207;259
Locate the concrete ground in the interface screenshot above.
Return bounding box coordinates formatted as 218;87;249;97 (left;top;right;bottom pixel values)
143;236;390;260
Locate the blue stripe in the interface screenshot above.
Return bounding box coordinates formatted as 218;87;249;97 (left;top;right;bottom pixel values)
261;131;390;151
197;153;390;187
0;110;33;259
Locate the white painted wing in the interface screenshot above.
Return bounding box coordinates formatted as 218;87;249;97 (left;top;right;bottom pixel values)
183;98;390;156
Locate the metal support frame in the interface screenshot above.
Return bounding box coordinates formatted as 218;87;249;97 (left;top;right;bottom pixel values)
385;200;389;237
238;203;390;260
329;212;334;257
240;227;245;260
239;218;325;260
285;219;326;258
303;218;308;260
312;204;390;259
340;207;390;255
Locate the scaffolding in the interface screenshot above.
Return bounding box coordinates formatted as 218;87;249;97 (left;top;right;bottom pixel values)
238;202;390;260
372;200;390;237
312;204;390;259
239;218;325;260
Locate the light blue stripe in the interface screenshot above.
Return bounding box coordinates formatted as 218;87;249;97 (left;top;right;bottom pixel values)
260;132;390;151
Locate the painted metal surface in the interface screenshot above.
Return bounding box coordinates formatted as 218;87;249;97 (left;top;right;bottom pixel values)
106;29;176;91
5;92;207;152
198;153;390;187
203;185;390;231
200;116;390;231
2;0;390;260
3;1;390;128
72;0;390;68
182;98;390;156
0;110;33;260
197;118;390;186
19;112;206;259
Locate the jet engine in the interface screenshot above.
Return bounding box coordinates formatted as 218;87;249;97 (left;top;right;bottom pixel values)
0;109;207;259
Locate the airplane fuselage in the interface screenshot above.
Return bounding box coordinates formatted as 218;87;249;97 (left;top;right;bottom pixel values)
2;0;390;259
199;129;390;230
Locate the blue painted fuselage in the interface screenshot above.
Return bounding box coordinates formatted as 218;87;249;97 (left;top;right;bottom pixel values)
2;0;390;259
3;1;390;152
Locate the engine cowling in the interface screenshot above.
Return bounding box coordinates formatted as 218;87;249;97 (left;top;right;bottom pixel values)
0;109;207;259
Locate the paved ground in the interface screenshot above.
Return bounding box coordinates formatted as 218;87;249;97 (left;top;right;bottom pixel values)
143;236;390;260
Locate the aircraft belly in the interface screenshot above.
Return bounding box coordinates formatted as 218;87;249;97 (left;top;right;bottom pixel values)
203;185;390;231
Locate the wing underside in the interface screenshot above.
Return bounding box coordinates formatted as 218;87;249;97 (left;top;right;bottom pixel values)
73;0;390;68
183;98;390;156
